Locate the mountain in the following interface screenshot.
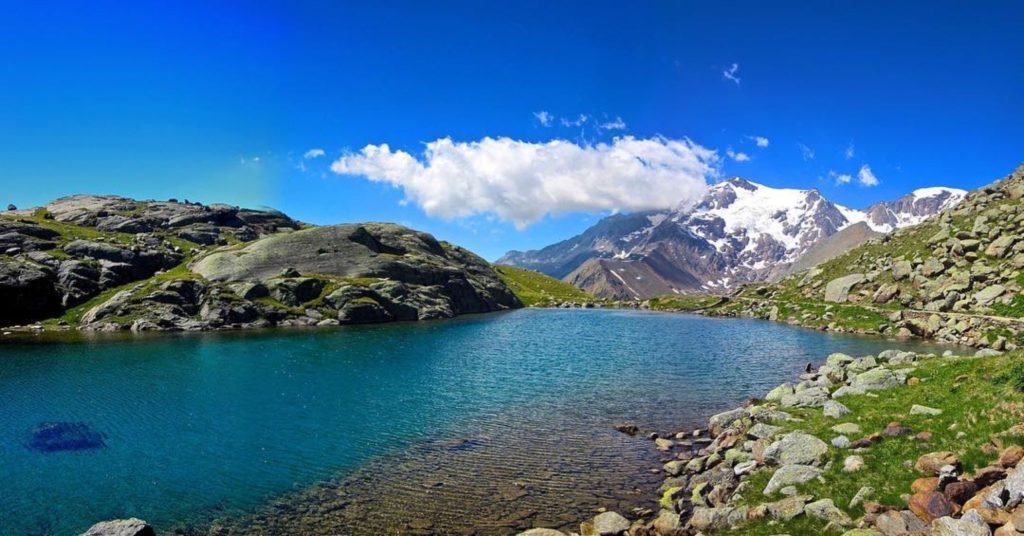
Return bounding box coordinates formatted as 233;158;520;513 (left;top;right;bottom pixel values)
706;162;1024;349
0;195;520;330
498;179;965;299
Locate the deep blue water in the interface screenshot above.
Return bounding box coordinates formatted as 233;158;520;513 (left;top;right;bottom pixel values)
0;309;951;535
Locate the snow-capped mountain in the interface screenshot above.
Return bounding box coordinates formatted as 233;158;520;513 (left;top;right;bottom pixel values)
498;178;965;299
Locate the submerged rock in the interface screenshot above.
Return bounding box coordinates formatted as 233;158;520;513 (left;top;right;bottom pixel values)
26;421;105;452
79;518;154;536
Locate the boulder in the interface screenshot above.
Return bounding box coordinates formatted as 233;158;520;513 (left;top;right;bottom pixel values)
915;452;961;476
805;498;853;526
780;387;830;408
823;400;852;418
590;511;630;535
909;491;953;523
764;431;829;467
910;404;943;416
930;510;991;536
974;285;1006;307
851;368;903;391
825;274;865;302
708;408;747;436
763;464;822;495
80;518;155;536
893;260;914;281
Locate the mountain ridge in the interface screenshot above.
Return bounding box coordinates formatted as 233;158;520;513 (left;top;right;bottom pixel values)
499;178;965;299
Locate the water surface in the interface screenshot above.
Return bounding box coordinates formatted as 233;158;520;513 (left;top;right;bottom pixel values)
0;309;952;535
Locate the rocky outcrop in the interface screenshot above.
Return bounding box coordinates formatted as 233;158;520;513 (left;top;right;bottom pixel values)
80;518;154;536
0;196;521;330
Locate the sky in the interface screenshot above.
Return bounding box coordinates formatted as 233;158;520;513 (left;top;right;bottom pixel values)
1;1;1022;260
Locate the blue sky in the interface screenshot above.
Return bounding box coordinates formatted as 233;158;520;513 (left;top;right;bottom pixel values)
1;1;1022;260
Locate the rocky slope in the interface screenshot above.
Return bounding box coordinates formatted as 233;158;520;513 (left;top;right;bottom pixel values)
499;180;965;299
702;163;1024;349
537;346;1024;536
0;195;520;331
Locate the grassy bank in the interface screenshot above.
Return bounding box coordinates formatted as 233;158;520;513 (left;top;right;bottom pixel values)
494;265;601;307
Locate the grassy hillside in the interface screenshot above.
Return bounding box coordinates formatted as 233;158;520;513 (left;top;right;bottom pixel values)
696;163;1024;349
494;264;599;306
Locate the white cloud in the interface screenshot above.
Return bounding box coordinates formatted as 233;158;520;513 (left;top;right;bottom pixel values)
304;148;326;159
723;63;741;85
829;171;852;185
858;164;880;186
533;111;552;127
726;149;750;162
844;143;855;159
560;114;589;127
600;117;627;131
752;136;770;148
798;143;815;160
331;136;720;229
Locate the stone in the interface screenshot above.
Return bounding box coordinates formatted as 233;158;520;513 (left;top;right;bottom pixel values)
832;435;851;449
591;511;630;535
844;455;866;473
910;404;943;416
518;530;567;536
874;510;927;536
851;368;903;390
943;480;978;505
651;510;680;535
708;408;747;436
832;385;867;398
733;460;757;476
654;438;674;451
974;284;1007;307
747;423;782;440
765;382;795;401
687;507;747;531
806;498;853;526
825;274;865;302
831;423;862;435
850;486;874;509
826;352;856;367
763;464;823;495
908;491;953;523
765;495;810;521
873;283;900;303
663;460;686;477
999;446;1024;468
930;510;991;536
764;431;829;467
911;477;940;493
915;452;961;475
824;400;852;418
985;234;1018;257
893;260;913;281
614;423;639;435
842;530;884;536
780;387;830;408
80;519;155;536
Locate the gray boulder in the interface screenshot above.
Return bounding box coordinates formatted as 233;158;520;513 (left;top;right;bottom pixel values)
824;274;865;302
80;518;155;536
763;431;829;466
763;464;822;495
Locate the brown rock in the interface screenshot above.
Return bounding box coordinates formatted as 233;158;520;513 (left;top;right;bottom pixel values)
999;445;1024;468
916;431;934;442
943;480;978;505
915;451;961;475
911;477;940;493
973;465;1009;488
1012;505;1024;530
851;433;884;449
908;491;953;523
994;522;1018;536
983;443;1000;455
884;422;913;437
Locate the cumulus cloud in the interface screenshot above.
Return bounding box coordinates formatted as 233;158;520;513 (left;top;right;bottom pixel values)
798;143;815;161
752;136;770;148
844;143;855;159
533;111;552;127
829;171;852;185
331;136;720;228
723;63;741;85
600;117;627;131
858;164;879;186
304;148;326;159
726;149;750;162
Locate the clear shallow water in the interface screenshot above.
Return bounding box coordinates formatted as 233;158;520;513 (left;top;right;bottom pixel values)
0;309;952;535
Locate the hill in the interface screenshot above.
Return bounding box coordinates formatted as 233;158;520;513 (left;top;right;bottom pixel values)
494;265;599;306
0;195;520;331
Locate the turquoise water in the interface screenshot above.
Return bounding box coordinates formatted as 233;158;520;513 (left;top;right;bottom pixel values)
0;309;951;535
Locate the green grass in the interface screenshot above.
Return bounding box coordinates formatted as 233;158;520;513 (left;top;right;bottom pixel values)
729;352;1024;534
494;264;598;306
